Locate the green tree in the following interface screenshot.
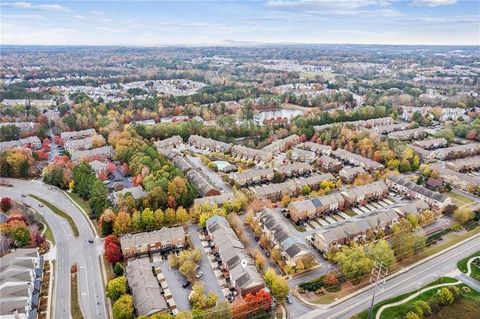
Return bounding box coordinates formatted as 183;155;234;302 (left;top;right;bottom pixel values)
436;287;454;305
453;207;474;225
72;163;95;198
140;208;156;231
13;227;31;247
106;276;127;302
405;311;421;319
366;239;395;268
89;179;110;217
333;244;373;283
263;268;289;300
112;294;134;319
113;263;124;277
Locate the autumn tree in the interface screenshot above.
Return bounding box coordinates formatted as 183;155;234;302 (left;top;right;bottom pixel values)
112;294;134;319
263;268;289;300
104;235;123;264
189;283;218;310
113;211;132;235
333;244;373;283
366;239;396;268
99;209;117;236
453;207;474;225
106;276;127;302
0;197;12;212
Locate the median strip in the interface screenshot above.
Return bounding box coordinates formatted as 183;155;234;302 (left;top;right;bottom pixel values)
29;194;80;237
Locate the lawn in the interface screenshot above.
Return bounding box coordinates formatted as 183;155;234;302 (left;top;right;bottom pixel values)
457;251;480;281
29;194;80;237
67;192;90;214
447;191;474;207
352;277;477;319
34;212;55;244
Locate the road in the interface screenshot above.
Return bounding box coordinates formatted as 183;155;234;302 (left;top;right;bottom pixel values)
297;235;480;319
0;178;107;319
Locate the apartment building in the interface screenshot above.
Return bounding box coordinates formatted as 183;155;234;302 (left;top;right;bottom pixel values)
262;134;300;154
60;128;96;141
70;145;114;163
188;135;233;153
154;135;183;150
331;149;384;171
0;136;42;151
230;145;273;163
388;128;427;141
291;147;316;163
412;138;448;150
339;166;366;183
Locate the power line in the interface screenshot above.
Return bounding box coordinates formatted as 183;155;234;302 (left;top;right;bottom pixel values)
367;260;388;319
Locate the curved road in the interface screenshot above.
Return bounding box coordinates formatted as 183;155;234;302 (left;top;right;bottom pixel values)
297;234;480;319
1;178;107;319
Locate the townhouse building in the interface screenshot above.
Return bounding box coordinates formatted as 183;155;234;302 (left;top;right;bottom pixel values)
386;175;452;212
412;138;448;150
262;134;300;154
302;142;332;156
288;192;345;222
188;135;233;153
339;166;366;183
331;149;384;171
0;248;44;319
340;181;389;206
229;168;275;187
432;143;480;161
256;209;312;267
0;136;42;151
445;156;480;172
154;135;183;150
318;155;343;173
291;147;316;164
205;215;265;297
274;162;312;178
119;227;186;258
230;145;273;163
60;128;96;141
388;128;427;141
70;145;114;163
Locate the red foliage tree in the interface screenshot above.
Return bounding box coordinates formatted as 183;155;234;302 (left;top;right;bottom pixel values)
6;214;28;225
104;234;120;247
232;289;272;319
0;197;12;212
104;242;123;264
35;150;49;161
107;162;117;175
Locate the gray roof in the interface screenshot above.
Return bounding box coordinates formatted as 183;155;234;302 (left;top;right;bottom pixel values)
387;175;449;203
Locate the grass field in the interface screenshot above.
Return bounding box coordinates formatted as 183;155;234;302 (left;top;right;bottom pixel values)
352;277;480;319
458;251;480;281
447;191;475;207
67;192;90;214
29;194;80;237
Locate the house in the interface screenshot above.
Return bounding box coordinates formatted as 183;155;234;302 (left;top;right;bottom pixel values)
318;155;343;172
193;192;235;207
274;162;312;178
230;145;273;163
413;138;448;150
340;181;388;206
64;136;96;152
88;160;108;176
291;148;316;163
0;122;37;133
205;215;265;296
432;143;480;161
431;162;480;192
388;128;426;141
120;227;186;258
126;258;169;316
339;166;366;183
385;175;452;212
154;135;183;150
188;135;233;153
229;168;275;187
70;145;114;163
293;173;335;191
371;122;412;135
288;192;345;222
0;136;42;150
250;180;298;201
186;169;221;197
113;186;147;206
302;142;332;156
256;209;312;267
0;248;44;319
409;145;436;163
331;149;384;171
392;200;429;217
445;156;480;172
60;128;96;141
312;210;398;252
262;134;300;154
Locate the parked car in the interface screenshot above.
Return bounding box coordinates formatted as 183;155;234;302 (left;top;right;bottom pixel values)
264;251;270;257
286;295;293;304
195;264;200;271
38;204;44;207
21;194;27;197
88;239;94;244
182;281;191;288
196;271;204;279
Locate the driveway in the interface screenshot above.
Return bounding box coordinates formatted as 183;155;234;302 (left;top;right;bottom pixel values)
188;224;226;301
157;260;192;311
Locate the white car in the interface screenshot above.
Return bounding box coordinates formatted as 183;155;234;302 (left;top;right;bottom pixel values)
196;271;204;279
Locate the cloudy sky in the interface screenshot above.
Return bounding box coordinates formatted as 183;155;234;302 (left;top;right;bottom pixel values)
1;0;479;46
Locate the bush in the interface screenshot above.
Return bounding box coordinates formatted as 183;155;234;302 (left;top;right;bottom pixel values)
429;298;441;314
113;263;124;277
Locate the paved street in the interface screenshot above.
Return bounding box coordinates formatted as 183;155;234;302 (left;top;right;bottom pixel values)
0;178;107;319
187;155;232;192
297;234;480;319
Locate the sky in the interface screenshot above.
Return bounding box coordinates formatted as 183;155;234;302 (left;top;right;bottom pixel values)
1;0;479;46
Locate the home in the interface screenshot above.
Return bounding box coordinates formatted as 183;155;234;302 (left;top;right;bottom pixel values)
318;155;343;173
154;135;183;150
126;258;169;316
120;227;186;258
88;160;108;177
339;166;366;183
256;208;312;267
262;134;300;154
291;147;316;163
340;181;389;206
331;148;384;171
312;210;398;252
70;145;115;163
431;162;480;192
60;128;96;141
230;145;273;163
0;122;37;133
288;192;345;222
432;143;480;161
186;169;221;197
229;168;275;187
64;136;96;152
188;135;233;153
193;192;235;207
371;122;412;135
205;215;265;297
302;142;332;156
274;162;312;178
113;186;147;206
413;138;448;150
385;175;452;212
388;128;427;141
250;180;298;201
293;173;335;191
0;136;42;150
0;248;44;319
445;156;480;172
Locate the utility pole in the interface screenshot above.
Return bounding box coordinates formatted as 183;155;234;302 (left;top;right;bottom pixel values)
367;260;388;319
